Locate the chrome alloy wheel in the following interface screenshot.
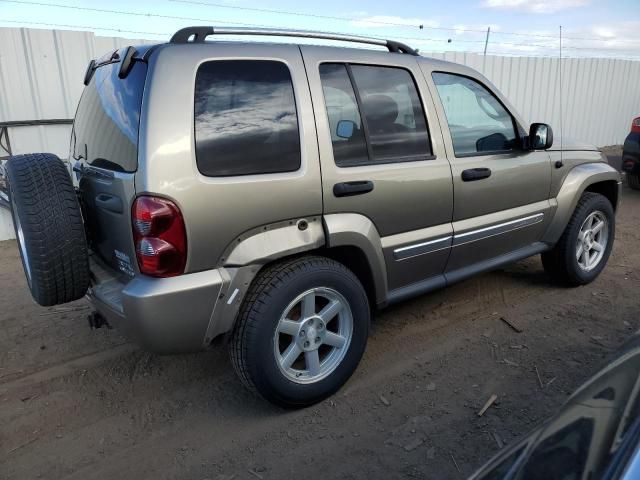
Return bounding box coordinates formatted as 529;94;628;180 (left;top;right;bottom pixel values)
576;210;609;272
273;287;353;384
11;192;32;286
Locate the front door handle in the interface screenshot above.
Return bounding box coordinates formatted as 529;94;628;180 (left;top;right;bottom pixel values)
333;180;374;197
461;168;492;182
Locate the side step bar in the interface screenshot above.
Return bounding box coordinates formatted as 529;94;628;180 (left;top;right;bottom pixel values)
386;242;550;306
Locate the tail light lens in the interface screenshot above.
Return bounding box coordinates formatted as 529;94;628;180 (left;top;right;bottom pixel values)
132;196;187;277
632;117;640;133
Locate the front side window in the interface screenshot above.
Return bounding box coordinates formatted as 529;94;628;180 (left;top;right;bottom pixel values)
319;63;432;167
194;60;300;177
432;72;517;156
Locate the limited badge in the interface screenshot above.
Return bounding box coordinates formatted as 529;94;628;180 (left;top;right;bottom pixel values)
115;249;135;277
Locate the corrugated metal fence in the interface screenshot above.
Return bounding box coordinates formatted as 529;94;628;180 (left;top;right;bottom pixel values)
1;27;639;239
0;28;152;157
0;28;152;239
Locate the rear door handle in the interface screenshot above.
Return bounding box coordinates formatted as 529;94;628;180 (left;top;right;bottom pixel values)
333;181;374;197
461;168;492;182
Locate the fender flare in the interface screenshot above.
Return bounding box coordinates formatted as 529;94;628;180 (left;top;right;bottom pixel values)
323;213;388;306
542;162;621;245
221;217;325;267
205;217;325;342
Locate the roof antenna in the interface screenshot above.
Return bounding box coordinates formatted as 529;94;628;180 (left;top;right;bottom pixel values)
558;25;564;168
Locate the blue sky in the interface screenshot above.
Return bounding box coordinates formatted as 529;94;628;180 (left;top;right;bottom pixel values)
0;0;639;58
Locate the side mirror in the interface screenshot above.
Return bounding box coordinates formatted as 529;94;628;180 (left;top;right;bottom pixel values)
336;120;356;139
529;123;553;150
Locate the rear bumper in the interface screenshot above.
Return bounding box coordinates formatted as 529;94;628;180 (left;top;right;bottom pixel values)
87;257;226;353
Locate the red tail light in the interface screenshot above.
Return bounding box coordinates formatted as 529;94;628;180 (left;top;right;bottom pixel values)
132;196;187;277
632;117;640;133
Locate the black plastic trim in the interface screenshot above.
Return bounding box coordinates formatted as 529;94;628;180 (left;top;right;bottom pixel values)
445;242;549;284
333;180;374;197
386;242;550;306
386;275;446;305
337;154;437;168
83;59;96;86
118;46;138;79
454;149;520;158
345;64;375;162
461;167;492;181
386;40;419;56
171;26;214;43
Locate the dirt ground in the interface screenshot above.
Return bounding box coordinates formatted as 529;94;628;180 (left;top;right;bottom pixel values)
1;150;639;480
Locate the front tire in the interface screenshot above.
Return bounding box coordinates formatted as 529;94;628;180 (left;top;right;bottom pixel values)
229;256;369;408
542;192;614;286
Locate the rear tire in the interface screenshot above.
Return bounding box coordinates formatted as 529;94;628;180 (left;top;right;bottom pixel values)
626;173;640;190
541;192;614;286
229;256;369;408
6;153;89;306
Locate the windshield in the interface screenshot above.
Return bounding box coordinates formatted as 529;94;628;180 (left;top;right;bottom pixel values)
71;56;147;172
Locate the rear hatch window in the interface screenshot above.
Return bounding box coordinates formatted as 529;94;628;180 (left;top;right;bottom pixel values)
71;50;147;277
72;54;147;172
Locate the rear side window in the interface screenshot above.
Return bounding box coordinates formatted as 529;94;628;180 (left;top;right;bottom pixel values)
194;60;301;177
72;56;147;172
318;64;369;167
432;72;517;156
351;65;431;161
319;63;432;167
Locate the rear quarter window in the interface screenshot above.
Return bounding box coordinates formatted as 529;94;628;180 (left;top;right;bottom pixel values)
194;60;301;177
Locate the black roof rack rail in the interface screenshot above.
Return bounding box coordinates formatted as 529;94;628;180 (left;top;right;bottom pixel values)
169;26;419;56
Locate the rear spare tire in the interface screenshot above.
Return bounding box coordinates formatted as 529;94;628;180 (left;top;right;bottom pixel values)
6;153;89;306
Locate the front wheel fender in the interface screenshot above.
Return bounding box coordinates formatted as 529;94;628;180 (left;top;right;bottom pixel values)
542;162;621;245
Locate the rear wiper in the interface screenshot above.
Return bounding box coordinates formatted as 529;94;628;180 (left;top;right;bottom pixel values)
118;47;137;79
83;46;138;85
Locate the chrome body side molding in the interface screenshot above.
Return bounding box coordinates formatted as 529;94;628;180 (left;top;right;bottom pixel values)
392;213;545;261
393;235;452;260
452;213;544;246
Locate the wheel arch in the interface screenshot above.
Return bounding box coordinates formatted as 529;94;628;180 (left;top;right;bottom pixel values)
313;245;379;309
542;162;621;245
584;180;619;211
322;213;388;308
205;214;388;344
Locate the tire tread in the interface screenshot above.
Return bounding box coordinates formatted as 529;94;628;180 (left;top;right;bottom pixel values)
542;192;614;286
6;153;89;306
229;256;364;402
